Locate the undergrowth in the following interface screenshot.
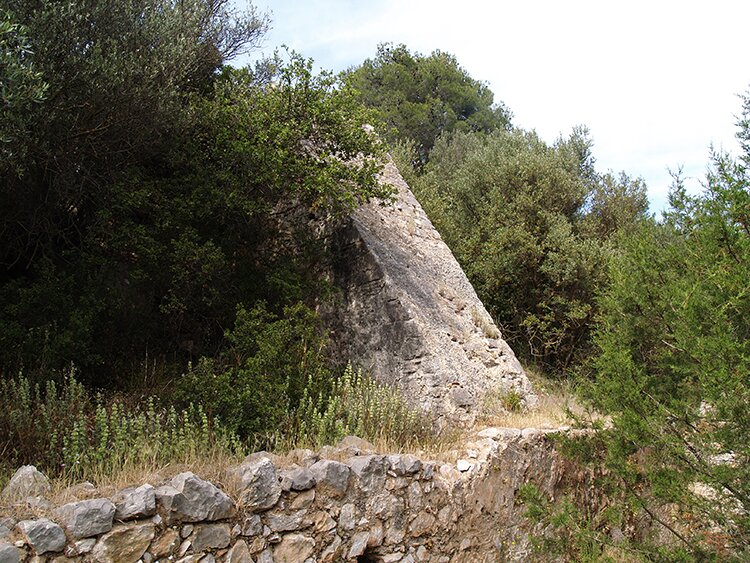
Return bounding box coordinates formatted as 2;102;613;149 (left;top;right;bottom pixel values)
0;367;243;483
283;364;433;451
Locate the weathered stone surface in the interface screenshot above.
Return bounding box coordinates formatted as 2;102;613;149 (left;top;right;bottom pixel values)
348;531;370;559
113;484;156;521
90;523;155;563
226;539;253;563
388;454;422;476
1;466;50;502
149;528;179;557
233;458;282;512
71;538;96;555
280;468;316;492
325;160;536;426
55;498;116;539
266;511;307;533
190;523;231;552
348;454;387;492
0;543;21;563
156;472;235;524
273;534;314;563
338;503;356;531
308;460;350;497
409;511;436;537
0;519;14;541
319;535;342;563
256;549;274;563
16;518;66;555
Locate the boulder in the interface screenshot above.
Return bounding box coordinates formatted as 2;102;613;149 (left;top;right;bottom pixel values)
309;460;350;497
113;484;156;521
155;472;235;524
16;518;66;555
348;455;387;492
280;467;316;492
1;466;50;502
233;458;282;512
226;539;252;563
55;498;116;539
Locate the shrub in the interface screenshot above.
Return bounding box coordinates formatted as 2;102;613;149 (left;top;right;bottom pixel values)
286;364;432;450
0;368;241;481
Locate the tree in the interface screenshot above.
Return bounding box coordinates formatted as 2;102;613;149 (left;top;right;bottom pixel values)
412;128;648;374
583;94;750;557
345;43;511;164
0;2;389;382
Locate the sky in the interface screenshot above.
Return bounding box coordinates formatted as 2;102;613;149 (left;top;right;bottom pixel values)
235;0;750;213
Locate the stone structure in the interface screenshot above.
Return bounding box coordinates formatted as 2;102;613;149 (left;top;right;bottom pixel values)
0;430;595;562
326;160;536;424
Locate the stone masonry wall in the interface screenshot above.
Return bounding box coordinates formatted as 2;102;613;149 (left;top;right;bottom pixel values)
324;161;536;426
0;429;592;563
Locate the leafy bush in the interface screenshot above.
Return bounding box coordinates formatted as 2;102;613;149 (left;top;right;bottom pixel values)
413;128;648;375
175;301;331;442
0;368;241;480
578;92;750;558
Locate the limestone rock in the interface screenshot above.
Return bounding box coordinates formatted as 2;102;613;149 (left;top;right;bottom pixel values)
325;160;537;425
1;466;50;502
309;460;350;497
266;511;307;533
90;523;155;563
388;455;422;476
348;531;370;559
149;528;180;557
113;484;156;521
226;540;253;563
0;543;22;563
190;523;231;552
156;472;235;524
348;455;387;492
338;503;356;531
280;467;316;492
273;534;314;563
55;498;116;539
233;458;282;512
16;518;66;555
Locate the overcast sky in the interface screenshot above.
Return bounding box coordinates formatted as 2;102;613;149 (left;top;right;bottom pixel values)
236;1;750;213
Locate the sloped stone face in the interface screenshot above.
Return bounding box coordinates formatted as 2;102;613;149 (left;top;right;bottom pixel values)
16;519;65;555
326;160;536;425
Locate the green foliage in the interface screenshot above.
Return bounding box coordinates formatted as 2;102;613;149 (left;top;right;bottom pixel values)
288;364;431;450
175;301;331;441
413;128;648;374
0;0;388;381
0;369;241;480
582;93;750;558
0;10;48;175
346;43;511;164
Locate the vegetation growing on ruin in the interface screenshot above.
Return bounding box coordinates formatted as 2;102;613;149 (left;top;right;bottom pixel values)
1;3;749;559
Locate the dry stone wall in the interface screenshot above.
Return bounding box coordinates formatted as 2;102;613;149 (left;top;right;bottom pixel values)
325;161;536;426
0;429;592;563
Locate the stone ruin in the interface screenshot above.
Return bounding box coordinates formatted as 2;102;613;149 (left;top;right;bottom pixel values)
0;430;596;562
325;159;536;425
